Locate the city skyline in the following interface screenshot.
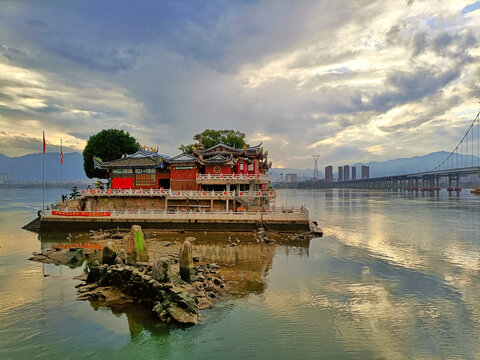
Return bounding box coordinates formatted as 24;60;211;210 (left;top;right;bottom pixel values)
0;1;479;169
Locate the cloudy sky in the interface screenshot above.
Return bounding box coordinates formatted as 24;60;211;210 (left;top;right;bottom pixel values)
0;0;479;169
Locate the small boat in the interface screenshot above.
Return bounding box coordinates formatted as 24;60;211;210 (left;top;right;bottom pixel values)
471;188;480;195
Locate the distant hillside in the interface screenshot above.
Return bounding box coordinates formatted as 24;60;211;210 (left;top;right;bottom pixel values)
353;151;479;178
271;151;480;181
0;152;87;181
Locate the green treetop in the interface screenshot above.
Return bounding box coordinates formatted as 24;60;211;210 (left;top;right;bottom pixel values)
83;129;138;178
179;129;248;154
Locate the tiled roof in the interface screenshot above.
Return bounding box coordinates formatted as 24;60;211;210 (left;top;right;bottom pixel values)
203;154;234;164
166;153;199;164
95;150;163;169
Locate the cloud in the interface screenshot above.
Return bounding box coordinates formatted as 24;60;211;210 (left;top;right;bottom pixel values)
0;0;479;168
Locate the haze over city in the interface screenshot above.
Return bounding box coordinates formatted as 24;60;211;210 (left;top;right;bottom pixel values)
0;0;479;169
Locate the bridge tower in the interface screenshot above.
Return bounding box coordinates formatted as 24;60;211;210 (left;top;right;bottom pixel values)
312;155;320;179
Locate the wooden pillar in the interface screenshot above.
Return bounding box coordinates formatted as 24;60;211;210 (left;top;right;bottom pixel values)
210;198;214;212
165;197;168;211
186;197;189;212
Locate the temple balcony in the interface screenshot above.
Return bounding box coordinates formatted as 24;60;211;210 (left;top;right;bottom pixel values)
196;173;270;184
80;188;275;200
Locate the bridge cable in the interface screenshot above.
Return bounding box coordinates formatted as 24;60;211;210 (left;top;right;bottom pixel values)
431;110;480;171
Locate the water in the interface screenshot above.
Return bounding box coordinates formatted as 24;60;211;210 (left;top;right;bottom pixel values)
1;188;480;359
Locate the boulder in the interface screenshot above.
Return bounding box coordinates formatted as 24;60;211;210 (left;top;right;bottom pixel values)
179;240;193;283
118;248;127;262
86;264;107;283
152;258;171;283
165;304;198;325
102;241;117;265
66;249;84;265
127;225;149;264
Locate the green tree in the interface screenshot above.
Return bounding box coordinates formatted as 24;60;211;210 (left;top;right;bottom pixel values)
179;129;248;153
70;185;80;199
83;129;138;178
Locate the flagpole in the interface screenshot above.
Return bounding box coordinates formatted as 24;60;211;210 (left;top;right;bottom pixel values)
42;131;45;213
60;139;63;183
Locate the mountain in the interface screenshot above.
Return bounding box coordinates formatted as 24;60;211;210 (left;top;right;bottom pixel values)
353;151;479;178
0;152;87;182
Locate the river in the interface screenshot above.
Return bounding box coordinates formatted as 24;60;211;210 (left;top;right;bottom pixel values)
1;188;479;359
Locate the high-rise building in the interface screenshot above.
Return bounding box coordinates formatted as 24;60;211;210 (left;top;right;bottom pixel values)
343;165;350;181
324;166;333;182
338;166;343;181
280;173;284;182
285;173;298;183
361;165;370;179
351;167;356;180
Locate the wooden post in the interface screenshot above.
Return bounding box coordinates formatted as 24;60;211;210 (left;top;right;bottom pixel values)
210;198;214;212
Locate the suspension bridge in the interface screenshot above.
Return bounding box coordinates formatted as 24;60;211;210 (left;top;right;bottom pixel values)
333;110;480;194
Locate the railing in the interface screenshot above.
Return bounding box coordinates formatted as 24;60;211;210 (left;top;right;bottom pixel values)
80;188;275;199
42;205;308;221
196;173;270;182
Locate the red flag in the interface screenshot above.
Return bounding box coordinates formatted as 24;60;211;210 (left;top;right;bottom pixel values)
43;132;46;154
60;139;63;164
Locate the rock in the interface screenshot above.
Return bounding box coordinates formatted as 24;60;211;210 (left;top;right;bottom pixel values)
195;274;205;283
102;241;117;265
185;236;196;242
197;297;213;310
152;258;171;283
118;249;127;262
179;240;193;283
127;225;149;264
73;273;88;281
86;264;107;283
166;304;198;325
114;256;123;265
153;302;170;322
213;278;222;286
66;249;84;265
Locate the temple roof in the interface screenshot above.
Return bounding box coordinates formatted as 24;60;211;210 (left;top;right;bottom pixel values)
94;149;163;169
203;154;235;165
199;142;263;157
166;153;199;164
199;142;240;155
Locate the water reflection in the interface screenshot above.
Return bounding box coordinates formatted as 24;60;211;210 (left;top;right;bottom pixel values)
2;188;480;359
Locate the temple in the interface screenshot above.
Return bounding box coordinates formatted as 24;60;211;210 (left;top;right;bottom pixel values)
90;142;273;212
33;141;313;232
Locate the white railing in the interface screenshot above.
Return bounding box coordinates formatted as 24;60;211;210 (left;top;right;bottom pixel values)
80;188;275;199
42;206;308;221
196;173;270;182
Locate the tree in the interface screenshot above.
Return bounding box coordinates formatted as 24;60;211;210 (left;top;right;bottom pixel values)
179;129;248;153
83;129;138;178
70;185;80;199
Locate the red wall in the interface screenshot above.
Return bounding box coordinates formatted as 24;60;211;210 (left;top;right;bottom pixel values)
205;165;233;174
171;167;199;191
112;177;133;189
